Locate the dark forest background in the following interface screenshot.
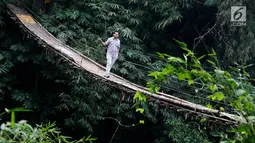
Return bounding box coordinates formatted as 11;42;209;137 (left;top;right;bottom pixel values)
0;0;255;143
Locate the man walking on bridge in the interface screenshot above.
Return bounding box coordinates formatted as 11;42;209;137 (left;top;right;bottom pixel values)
99;31;120;78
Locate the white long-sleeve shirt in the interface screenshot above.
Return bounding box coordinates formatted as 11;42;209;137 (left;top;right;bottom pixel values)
105;37;120;57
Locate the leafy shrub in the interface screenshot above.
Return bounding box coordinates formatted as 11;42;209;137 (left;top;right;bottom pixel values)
0;108;96;143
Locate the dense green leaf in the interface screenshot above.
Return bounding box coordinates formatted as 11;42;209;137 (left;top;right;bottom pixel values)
209;84;217;92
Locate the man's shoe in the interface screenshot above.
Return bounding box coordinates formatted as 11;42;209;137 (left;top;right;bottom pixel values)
104;74;110;78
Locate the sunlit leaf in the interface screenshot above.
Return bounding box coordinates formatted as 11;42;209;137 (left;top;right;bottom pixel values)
209;84;217;92
136;108;144;114
188;80;194;85
139;120;144;124
208;92;224;101
206;104;212;109
207;60;216;66
200;117;206;122
220;107;224;111
197;55;206;60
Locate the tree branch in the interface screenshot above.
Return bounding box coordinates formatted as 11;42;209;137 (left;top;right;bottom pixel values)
109;124;119;143
104;117;138;128
193;21;218;51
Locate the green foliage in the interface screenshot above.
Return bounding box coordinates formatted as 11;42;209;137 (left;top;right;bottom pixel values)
166;119;212;143
4;107;32;128
29;0;154;83
0;13;136;141
132;91;146;124
150;0;183;30
207;91;224;101
1;0;255;142
0;108;96;143
154;113;212;143
0;121;96;143
148;40;255;142
214;0;255;63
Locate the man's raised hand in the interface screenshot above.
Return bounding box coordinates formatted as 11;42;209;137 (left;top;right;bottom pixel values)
98;38;103;43
98;38;107;46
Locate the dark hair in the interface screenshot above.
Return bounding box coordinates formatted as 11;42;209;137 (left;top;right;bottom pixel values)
113;31;118;34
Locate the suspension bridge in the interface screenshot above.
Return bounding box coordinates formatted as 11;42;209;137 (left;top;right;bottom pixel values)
5;4;246;124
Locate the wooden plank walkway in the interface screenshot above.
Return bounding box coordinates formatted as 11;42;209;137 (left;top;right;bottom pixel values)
6;4;245;124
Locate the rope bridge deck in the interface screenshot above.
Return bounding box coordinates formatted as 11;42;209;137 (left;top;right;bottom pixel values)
6;4;245;124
